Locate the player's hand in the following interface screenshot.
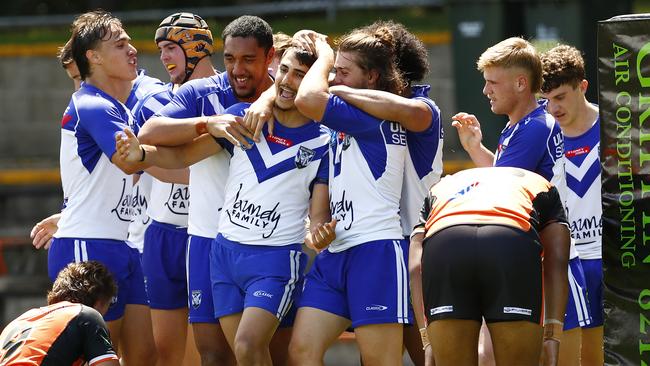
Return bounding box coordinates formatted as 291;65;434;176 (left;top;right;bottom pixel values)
243;97;275;141
115;128;143;163
305;219;337;251
207;114;254;149
292;30;328;56
451;112;483;152
30;213;61;249
540;338;560;366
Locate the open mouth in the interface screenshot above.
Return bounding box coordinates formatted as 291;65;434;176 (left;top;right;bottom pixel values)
166;64;176;71
278;86;296;99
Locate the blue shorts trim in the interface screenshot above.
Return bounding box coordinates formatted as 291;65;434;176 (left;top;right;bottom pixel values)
581;258;603;327
210;234;306;321
298;239;412;328
564;257;592;330
187;235;218;324
143;220;189;310
48;238;148;322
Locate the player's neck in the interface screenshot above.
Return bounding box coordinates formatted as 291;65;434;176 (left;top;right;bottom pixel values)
187;58;218;81
244;74;274;103
507;96;539;127
272;106;310;128
563;100;598;137
84;74;133;103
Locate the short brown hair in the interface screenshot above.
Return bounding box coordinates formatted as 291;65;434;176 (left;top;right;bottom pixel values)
70;10;123;80
57;39;74;68
540;44;585;93
47;261;117;307
336;25;405;95
477;37;542;93
273;32;293;60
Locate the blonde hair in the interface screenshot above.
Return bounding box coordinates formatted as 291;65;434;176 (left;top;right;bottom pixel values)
477;37;542;93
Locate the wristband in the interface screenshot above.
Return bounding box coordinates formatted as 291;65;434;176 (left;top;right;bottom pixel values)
543;322;563;342
543;318;564;326
419;327;431;350
196;119;208;135
139;146;146;162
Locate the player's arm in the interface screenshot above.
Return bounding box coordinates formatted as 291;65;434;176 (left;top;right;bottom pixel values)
78;307;120;366
116;129;221;170
539;221;569;366
295;36;334;122
409;195;433;356
329;86;433;132
535;186;570;366
305;183;335;251
144;167;189;185
138;114;253;147
451;112;494;167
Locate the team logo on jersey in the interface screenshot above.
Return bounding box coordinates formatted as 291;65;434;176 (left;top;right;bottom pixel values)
165;184;189;215
111;178;135;222
191;290;202;309
226;183;281;238
342;134;351;150
295;146;316;169
330;189;354;230
132;184;149;224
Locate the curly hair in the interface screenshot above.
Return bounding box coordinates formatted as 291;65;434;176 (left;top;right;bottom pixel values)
47;261;117;307
477;37;542;93
336;26;406;95
360;20;429;84
222;15;273;55
540;44;585;94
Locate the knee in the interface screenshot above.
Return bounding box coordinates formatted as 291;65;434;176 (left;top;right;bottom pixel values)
288;337;322;364
195;340;235;366
234;335;266;363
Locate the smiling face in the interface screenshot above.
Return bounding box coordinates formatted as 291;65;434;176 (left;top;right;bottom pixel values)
90;25;138;82
274;49;311;111
481;66;523;116
223;35;273;101
332;51;371;89
158;40;186;84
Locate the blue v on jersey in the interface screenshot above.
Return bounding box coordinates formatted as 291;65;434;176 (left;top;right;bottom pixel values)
564;117;601;260
217;103;330;246
155;73;240;238
321;95;406;252
56;83;138;240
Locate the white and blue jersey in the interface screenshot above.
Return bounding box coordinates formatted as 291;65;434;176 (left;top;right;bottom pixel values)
494;102;564;182
401;85;444;236
55;83;137;241
124;71;173;251
155;73;239;238
216;103;330;246
321;95;406;252
564;117;601;260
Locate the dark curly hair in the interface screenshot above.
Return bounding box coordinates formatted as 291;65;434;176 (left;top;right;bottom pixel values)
540;44;585;94
47;261;117;307
222;15;273;55
360;20;429;84
336;25;405;95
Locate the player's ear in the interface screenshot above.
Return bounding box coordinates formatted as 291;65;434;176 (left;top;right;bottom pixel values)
516;74;527;92
86;49;102;66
